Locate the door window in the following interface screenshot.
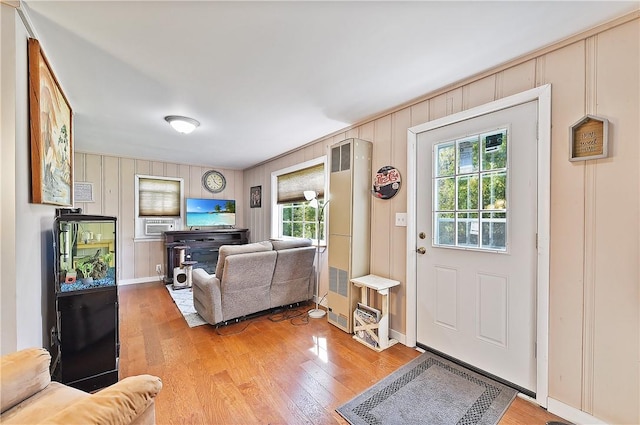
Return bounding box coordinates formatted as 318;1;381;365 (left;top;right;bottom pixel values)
433;128;508;251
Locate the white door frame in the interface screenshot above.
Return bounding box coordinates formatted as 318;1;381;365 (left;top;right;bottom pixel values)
406;84;551;407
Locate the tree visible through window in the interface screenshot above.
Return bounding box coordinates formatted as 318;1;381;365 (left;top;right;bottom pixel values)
281;200;326;241
433;128;508;251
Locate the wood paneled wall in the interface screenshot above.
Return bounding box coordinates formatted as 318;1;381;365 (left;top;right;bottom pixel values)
243;15;639;424
73;154;244;282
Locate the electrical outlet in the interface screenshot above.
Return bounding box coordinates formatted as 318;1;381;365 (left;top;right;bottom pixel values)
395;212;407;227
156;264;162;274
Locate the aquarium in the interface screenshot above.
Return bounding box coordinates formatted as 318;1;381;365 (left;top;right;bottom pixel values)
51;209;119;392
54;210;117;293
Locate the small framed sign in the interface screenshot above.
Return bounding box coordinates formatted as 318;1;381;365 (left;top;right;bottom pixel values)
74;182;94;202
250;185;262;208
569;115;609;161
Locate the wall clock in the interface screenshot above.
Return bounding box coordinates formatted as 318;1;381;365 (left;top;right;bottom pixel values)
202;170;226;193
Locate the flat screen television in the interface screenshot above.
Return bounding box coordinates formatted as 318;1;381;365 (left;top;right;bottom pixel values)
186;198;236;227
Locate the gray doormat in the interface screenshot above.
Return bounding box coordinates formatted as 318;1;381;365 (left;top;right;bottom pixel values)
336;351;517;425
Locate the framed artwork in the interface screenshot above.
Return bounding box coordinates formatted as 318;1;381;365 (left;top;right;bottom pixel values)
28;38;73;206
250;185;262;208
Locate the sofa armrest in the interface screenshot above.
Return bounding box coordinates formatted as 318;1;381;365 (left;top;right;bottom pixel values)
192;268;223;324
1;347;51;413
41;375;162;425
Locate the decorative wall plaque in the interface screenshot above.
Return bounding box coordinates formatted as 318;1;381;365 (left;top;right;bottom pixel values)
569;115;609;161
372;166;401;199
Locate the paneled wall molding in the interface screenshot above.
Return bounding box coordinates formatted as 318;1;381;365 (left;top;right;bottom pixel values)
581;34;599;415
74;151;244;281
74;150;243;172
582;163;597;414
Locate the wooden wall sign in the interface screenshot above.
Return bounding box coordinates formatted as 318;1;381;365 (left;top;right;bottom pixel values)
569;115;609;161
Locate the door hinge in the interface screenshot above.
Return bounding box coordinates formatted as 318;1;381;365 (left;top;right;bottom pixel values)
535;233;538;249
534;341;537;359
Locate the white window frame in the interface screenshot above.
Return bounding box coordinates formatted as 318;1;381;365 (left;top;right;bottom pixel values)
270;156;327;242
134;174;184;241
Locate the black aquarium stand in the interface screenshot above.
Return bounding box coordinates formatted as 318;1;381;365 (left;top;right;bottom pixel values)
50;210;118;392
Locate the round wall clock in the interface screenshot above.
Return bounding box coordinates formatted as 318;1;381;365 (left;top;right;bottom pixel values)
372;165;401;200
202;170;226;193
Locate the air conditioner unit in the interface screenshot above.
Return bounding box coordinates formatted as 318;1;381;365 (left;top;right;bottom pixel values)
144;219;175;236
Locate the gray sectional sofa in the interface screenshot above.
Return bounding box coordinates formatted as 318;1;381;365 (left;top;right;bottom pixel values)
192;238;316;325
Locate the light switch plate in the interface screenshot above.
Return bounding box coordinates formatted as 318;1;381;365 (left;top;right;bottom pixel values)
395;212;407;227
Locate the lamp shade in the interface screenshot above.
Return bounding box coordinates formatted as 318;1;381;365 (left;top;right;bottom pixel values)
164;115;200;134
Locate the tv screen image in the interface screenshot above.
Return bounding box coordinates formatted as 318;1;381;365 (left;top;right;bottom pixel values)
186;198;236;227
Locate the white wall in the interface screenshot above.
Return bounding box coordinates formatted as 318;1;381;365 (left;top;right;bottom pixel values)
1;3;56;354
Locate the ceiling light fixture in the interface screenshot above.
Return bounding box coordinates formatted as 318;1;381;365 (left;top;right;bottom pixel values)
164;115;200;134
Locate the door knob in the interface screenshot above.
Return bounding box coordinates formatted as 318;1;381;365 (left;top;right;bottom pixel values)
416;247;426;255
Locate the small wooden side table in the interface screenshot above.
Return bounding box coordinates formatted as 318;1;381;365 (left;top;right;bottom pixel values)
350;274;400;352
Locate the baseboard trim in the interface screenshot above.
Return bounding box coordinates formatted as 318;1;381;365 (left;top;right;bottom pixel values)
119;276;162;286
390;328;406;346
548;398;608;425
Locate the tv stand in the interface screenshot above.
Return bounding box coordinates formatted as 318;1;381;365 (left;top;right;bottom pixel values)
164;229;249;284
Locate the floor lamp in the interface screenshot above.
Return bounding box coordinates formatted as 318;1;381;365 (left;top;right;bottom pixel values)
304;190;327;319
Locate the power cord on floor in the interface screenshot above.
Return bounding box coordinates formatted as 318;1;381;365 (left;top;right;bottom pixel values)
269;304;311;326
215;319;254;336
212;301;316;335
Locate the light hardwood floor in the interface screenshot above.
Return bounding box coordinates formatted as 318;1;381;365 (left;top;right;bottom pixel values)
119;282;566;425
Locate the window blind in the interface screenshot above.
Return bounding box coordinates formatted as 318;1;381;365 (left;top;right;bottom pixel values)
277;163;324;204
138;177;181;216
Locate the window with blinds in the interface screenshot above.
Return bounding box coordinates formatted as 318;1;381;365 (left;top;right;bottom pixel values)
271;158;327;241
136;175;183;217
277;163;324;204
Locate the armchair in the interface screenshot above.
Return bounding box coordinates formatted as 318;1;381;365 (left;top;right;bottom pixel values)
0;347;162;425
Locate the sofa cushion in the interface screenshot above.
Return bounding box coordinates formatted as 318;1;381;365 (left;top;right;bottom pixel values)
1;347;51;413
271;238;312;251
41;375;162;425
1;382;88;424
270;245;316;308
215;241;272;279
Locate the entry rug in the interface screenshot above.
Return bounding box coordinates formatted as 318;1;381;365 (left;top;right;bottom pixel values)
165;284;207;328
336;351;517;425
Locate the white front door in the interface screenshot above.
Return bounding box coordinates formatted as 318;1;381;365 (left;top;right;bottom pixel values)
415;100;538;393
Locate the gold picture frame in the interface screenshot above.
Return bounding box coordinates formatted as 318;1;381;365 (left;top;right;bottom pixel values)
28;38;73;206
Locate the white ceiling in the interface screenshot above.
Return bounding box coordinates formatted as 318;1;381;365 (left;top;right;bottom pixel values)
23;1;638;170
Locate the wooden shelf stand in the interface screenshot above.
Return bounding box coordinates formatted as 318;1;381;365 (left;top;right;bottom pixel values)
350;274;400;352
